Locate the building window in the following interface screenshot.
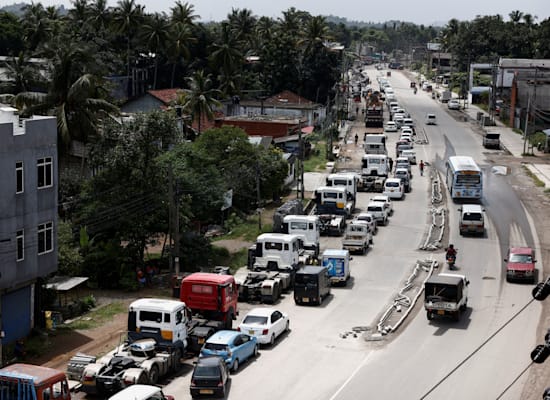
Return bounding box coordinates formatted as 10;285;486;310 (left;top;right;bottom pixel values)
16;161;24;193
37;157;53;188
16;230;24;261
38;222;53;254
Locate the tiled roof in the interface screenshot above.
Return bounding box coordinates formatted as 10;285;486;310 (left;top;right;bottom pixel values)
147;89;180;105
264;90;314;105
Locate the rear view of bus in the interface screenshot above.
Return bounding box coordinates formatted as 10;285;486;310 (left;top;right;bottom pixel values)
445;156;483;200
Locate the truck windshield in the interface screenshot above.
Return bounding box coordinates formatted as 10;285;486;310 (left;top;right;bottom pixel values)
463;213;482;221
295;275;318;286
425;283;460;301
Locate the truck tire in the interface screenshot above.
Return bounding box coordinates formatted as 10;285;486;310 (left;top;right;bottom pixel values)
173;348;182;372
427;311;433;320
149;365;159;385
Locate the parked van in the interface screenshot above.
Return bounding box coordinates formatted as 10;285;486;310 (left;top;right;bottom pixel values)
383;178;405;199
458;204;485;236
483;132;500;149
294;266;331;305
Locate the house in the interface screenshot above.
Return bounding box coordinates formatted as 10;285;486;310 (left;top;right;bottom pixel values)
215;114;308;139
120;88;180;113
0;106;58;343
230;90;324;127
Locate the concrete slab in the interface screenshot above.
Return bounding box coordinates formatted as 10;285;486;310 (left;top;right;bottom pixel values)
526;163;550;188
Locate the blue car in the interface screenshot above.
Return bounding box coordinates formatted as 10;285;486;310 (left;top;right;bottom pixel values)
200;330;258;372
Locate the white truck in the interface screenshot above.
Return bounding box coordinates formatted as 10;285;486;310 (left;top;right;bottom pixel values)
361;154;389;192
341;220;372;254
322;249;352;285
282;215;321;257
314;186;353;218
238;233;310;303
424;273;469;321
363;134;387;155
326;173;359;214
80;299;186;396
366;201;388;226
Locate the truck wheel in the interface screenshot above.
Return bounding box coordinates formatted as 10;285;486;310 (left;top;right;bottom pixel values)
427;311;433;320
225;311;234;329
232;358;239;373
149;365;159;385
173;348;182;372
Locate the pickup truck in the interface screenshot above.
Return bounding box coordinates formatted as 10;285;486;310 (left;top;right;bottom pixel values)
342;220;372;254
371;195;394;217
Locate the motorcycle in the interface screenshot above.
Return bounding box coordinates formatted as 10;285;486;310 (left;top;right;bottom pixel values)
446;250;457;269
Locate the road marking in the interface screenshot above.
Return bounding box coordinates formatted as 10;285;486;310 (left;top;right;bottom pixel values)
328;350;375;400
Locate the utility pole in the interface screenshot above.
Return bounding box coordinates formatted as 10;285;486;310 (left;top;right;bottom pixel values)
256;160;262;231
168;167;180;276
523;95;531;155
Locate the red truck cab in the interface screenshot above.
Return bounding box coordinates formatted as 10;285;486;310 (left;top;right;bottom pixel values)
0;363;71;400
180;272;238;329
505;247;536;283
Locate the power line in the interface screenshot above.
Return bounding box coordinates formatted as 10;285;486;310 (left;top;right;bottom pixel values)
420;298;536;399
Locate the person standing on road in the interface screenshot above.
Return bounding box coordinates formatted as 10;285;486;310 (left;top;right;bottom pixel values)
389;157;394;172
355;133;359;146
419;160;425;176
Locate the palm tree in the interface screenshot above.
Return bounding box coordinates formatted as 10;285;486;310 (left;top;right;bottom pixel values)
166;22;195;87
140;13;170;89
21;3;50;50
179;70;221;135
88;0;112;33
14;38;119;150
210;23;243;95
228;8;256;44
113;0;144;79
3;52;38;93
171;1;198;26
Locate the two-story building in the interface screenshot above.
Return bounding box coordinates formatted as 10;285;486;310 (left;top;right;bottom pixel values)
0;106;58;345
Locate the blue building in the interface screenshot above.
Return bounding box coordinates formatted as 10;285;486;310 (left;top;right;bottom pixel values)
0;106;58;345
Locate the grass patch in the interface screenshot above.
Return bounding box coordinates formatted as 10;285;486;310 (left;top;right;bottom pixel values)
522;165;546;187
303;142;328;172
218;212;271;242
62;302;127;330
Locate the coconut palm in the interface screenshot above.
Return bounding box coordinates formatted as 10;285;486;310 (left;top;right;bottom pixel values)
178;70;221;135
170;1;198;26
140;12;170;89
166;22;195;88
21;2;50;50
3;52;38;93
113;0;144;78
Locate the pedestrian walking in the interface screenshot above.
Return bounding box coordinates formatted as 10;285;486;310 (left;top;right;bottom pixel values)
355;133;359;146
364;132;367;141
419;160;425;176
389;157;394;172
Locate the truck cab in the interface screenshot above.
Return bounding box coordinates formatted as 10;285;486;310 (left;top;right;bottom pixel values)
314;186;352;218
0;363;71;400
322;249;352;285
326;173;359;213
180;273;239;329
424;273;469;321
128;298;189;347
252;233;304;272
282;215;320;257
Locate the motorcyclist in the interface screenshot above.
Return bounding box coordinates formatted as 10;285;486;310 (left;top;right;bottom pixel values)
414;87;417;94
446;244;457;260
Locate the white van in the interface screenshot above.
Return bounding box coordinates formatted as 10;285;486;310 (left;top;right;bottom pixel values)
458;204;485;236
383;178;404;199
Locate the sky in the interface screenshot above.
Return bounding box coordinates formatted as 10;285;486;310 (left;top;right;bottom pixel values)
0;0;548;26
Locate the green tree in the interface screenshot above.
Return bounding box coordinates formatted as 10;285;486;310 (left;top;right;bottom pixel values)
3;52;38;93
113;0;144;79
178;70;221;135
0;11;24;56
140;12;170;89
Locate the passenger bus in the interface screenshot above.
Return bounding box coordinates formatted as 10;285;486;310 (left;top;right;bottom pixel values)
445;156;483;200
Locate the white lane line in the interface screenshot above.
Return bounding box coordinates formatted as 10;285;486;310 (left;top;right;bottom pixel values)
328;350;375;400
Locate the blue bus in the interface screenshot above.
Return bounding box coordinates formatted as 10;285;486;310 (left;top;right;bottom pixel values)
445;156;483;200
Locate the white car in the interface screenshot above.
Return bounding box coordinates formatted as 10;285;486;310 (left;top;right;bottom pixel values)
425;113;437;125
238;308;289;346
354;212;378;234
399;133;413;143
401;149;417;164
109;385;174;400
448;99;460;110
371;195;394;217
384;121;398;132
393;114;405;127
383;178;405;200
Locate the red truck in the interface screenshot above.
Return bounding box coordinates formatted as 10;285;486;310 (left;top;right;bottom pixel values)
180;272;239;352
0;363;71;399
